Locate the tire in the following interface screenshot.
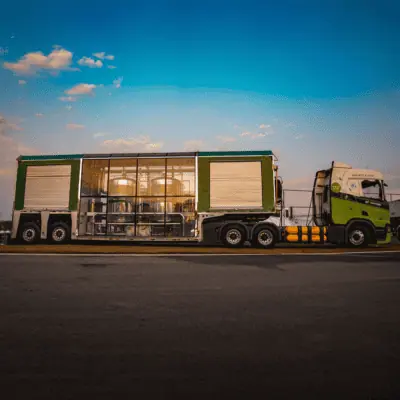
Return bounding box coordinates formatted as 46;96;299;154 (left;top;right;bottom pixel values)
221;225;246;248
252;226;277;249
19;222;40;244
49;222;71;244
347;225;370;248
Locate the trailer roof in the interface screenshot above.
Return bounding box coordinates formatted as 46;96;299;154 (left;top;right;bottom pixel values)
18;150;275;161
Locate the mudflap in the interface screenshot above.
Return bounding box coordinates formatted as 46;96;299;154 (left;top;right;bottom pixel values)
326;225;346;246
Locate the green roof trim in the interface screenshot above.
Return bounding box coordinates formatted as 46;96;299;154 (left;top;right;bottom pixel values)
19;154;84;161
18;150;274;161
198;150;273;157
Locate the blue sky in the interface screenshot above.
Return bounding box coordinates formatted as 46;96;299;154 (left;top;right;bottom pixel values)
0;0;400;215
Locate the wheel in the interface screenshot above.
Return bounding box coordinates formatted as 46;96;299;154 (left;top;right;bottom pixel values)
221;225;246;248
49;222;71;244
19;222;40;244
347;225;370;248
252;226;277;249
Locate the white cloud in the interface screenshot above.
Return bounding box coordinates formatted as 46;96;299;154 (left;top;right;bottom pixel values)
65;105;72;111
184;140;204;151
8;123;23;131
107;65;117;69
93;52;115;60
259;124;271;129
3;46;74;75
65;83;96;96
233;124;240;129
0;116;23;131
78;56;103;68
295;134;304;140
0;115;38;217
93;132;107;138
113;77;123;88
240;131;251;137
217;136;236;143
102;135;163;151
59;96;77;102
66;123;85;130
18;80;27;85
35;113;44;117
146;142;163;150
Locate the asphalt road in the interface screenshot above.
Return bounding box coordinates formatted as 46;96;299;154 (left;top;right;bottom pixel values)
1;253;400;399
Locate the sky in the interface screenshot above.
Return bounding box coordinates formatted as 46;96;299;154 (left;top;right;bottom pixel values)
0;0;400;217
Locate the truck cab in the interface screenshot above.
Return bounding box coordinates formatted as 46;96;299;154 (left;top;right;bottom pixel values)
389;200;400;241
312;161;391;247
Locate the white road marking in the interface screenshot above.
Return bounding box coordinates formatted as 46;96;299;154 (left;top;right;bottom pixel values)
0;250;400;257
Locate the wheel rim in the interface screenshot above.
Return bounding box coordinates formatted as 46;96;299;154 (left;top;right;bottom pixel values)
52;228;66;242
349;229;365;246
226;229;242;245
258;229;273;246
22;228;36;242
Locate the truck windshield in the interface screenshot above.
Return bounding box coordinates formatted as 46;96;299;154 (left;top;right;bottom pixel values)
361;179;385;201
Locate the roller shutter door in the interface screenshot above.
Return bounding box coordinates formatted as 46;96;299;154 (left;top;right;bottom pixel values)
24;165;71;209
210;161;262;209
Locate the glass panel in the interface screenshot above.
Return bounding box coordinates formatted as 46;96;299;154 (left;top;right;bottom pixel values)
81;159;109;196
165;214;196;237
361;179;382;200
109;159;137;196
136;197;165;237
166;158;195;196
138;158;166;196
165;197;195;237
136;197;166;214
78;197;107;236
165;197;195;213
107;197;136;237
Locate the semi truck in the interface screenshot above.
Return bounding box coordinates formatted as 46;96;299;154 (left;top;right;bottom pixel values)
390;200;400;240
10;150;392;248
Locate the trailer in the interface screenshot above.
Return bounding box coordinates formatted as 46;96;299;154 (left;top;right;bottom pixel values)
389;200;400;240
10;151;392;248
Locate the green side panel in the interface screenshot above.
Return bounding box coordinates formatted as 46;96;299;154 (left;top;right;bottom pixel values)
197;156;274;212
377;231;392;245
14;163;27;210
14;160;81;211
19;154;83;161
331;197;390;228
199;150;273;157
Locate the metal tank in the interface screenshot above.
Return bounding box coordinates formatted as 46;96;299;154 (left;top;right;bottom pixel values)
150;175;184;197
109;174;136;196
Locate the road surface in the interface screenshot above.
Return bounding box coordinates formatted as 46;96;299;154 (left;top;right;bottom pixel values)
1;253;400;399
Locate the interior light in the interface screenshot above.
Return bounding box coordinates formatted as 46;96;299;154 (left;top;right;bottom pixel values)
117;179;129;186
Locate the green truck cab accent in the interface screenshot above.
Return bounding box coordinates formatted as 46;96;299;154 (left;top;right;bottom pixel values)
14;159;81;211
331;197;390;228
197;155;275;213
